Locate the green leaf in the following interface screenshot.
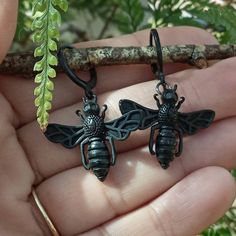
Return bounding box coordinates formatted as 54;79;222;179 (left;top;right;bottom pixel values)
31;17;45;30
34;86;42;96
34;44;46;57
48;26;60;40
46;80;54;91
48;39;57;51
49;8;61;25
114;0;144;33
52;0;69;12
33;60;44;71
32;30;45;43
35;72;44;83
32;1;47;15
44;100;52;110
32;0;68;130
48;54;58;66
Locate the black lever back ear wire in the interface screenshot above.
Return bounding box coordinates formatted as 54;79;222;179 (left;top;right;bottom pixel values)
58;46;97;99
149;29;170;94
149;28;164;81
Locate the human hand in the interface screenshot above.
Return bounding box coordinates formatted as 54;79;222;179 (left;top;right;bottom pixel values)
0;2;236;235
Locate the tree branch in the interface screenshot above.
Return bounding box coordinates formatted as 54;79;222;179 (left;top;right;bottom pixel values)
1;45;236;75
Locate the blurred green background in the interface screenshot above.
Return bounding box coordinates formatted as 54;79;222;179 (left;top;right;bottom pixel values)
13;0;236;50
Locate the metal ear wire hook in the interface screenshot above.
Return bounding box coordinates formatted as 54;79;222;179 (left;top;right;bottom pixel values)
149;29;165;85
58;46;97;99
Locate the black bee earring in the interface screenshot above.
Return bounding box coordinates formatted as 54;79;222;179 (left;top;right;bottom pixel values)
44;46;143;181
119;29;215;169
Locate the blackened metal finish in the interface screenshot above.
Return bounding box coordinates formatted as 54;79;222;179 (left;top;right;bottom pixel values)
119;28;215;169
149;28;165;84
119;87;215;169
45;96;142;181
58;46;97;99
156;127;176;169
87;137;110;181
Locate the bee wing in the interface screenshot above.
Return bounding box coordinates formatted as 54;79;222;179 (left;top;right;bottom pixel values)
119;99;159;129
44;123;85;148
105;110;143;141
178;110;215;135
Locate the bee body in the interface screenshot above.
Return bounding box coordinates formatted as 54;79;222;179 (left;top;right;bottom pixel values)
83;115;106;138
158;103;178;125
83;114;111;181
154;103;179;168
156;126;177;169
119;85;215;169
44;96;143;181
87;137;110;181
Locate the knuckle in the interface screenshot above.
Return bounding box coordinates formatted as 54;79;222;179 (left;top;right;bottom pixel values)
148;203;177;236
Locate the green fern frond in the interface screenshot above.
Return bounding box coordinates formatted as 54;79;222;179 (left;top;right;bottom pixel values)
32;0;68;130
147;0;236;43
200;205;236;235
114;0;144;33
194;5;236;43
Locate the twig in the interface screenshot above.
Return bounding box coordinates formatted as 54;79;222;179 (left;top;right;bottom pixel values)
1;45;236;75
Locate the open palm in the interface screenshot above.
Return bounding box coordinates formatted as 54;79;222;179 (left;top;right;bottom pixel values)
0;2;235;236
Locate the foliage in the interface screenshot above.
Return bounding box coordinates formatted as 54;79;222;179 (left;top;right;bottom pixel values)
11;0;236;234
147;0;236;44
113;0;144;33
200;205;236;236
31;0;68;130
16;0;236;46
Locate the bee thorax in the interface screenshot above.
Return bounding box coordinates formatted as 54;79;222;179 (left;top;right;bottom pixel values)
83;115;106;137
158;104;178;125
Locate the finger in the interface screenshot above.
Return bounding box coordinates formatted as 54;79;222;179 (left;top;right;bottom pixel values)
18;57;236;181
0;0;18;62
0;93;43;235
82;167;236;236
33;165;235;235
31;118;236;234
0;92;33;197
0;26;218;125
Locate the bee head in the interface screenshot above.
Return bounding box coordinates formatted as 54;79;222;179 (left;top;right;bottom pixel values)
162;85;178;103
83;100;100;116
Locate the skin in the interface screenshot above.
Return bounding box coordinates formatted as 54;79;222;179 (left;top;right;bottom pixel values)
0;1;236;235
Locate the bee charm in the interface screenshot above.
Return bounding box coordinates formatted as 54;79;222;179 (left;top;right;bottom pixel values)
119;84;215;169
45;96;142;181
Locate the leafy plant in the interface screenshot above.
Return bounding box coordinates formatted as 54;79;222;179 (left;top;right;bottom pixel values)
147;0;236;43
200;205;236;236
113;0;144;33
31;0;68;130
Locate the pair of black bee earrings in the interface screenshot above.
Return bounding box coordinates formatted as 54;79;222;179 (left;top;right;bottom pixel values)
45;29;215;181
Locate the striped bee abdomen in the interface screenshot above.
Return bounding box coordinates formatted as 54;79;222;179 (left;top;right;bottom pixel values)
156;126;177;169
87;137;110;181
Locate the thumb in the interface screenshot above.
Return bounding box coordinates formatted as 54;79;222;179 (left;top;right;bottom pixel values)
0;0;18;63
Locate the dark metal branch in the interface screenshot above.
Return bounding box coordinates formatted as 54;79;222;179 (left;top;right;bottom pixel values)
0;45;236;75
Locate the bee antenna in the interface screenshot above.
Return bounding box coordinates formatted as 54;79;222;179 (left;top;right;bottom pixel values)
75;110;84;120
153;94;159;100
